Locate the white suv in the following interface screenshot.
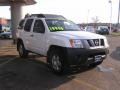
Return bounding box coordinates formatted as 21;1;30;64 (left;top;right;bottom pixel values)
17;14;109;74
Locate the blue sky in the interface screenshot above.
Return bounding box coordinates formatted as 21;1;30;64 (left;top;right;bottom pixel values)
0;0;119;23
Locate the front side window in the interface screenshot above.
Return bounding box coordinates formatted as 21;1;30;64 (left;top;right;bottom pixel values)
33;20;45;33
24;19;33;32
45;19;80;32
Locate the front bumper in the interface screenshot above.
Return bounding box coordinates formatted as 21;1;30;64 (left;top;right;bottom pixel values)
64;48;109;66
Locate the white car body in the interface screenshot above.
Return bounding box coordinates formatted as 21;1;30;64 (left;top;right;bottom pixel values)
16;14;109;74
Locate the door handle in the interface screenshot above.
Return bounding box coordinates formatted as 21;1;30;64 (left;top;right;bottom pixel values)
30;34;34;37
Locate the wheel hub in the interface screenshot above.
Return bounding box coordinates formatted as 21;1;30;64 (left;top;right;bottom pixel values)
52;55;61;71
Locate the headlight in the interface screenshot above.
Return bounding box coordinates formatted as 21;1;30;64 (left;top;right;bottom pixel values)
70;39;83;48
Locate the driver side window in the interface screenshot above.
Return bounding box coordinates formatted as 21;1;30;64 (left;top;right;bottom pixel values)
33;20;45;33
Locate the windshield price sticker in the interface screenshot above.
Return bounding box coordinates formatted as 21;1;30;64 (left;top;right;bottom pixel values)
49;27;64;31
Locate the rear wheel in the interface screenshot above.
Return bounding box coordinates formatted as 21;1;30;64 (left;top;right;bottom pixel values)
1;35;5;39
17;41;28;58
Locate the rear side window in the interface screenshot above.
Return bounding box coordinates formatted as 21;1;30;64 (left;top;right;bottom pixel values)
18;20;25;29
24;19;33;32
33;20;45;33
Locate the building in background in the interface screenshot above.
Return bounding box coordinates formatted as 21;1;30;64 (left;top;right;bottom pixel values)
0;18;11;33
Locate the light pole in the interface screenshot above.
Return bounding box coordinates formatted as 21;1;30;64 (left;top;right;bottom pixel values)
109;0;112;33
117;0;120;29
86;9;90;28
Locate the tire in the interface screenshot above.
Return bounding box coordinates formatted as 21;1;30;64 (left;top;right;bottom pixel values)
48;49;65;74
17;41;29;58
1;35;5;39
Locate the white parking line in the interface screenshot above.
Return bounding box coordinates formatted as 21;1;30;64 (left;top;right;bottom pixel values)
97;65;114;72
73;79;102;90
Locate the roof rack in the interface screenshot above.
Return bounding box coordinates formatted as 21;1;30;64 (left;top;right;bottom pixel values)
30;14;45;18
30;14;66;20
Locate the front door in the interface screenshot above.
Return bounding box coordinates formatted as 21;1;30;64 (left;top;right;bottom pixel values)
30;19;46;55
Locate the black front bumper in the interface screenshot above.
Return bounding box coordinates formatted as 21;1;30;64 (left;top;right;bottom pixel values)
64;48;109;66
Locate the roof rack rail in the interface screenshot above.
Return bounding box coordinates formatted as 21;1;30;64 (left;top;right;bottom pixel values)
30;14;66;20
30;14;45;18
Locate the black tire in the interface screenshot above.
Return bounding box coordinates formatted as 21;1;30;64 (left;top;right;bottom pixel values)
1;35;5;39
17;41;29;58
47;49;65;74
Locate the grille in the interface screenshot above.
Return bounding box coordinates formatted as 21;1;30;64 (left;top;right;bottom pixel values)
87;39;104;47
93;39;99;46
100;39;104;46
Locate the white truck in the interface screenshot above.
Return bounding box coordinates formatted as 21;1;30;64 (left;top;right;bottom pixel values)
17;14;109;74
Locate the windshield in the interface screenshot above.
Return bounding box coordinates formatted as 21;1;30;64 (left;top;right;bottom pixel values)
45;19;80;32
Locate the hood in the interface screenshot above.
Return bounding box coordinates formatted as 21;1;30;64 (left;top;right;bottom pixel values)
52;31;105;39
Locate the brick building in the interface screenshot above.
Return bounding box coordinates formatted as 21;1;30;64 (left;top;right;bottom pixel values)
0;18;11;33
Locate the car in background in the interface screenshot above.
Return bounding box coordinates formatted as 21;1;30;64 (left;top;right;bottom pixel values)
96;28;109;35
0;30;12;39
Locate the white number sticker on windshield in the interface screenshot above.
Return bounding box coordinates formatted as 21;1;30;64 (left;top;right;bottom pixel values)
49;27;64;31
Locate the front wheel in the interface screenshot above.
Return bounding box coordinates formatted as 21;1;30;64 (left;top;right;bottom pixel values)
17;42;29;58
48;49;65;74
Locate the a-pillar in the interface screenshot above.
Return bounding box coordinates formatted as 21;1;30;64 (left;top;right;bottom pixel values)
11;3;22;44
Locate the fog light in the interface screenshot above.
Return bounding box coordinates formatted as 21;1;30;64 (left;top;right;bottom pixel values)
101;55;106;58
88;57;93;61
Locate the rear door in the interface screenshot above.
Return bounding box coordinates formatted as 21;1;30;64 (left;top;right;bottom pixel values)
22;19;34;50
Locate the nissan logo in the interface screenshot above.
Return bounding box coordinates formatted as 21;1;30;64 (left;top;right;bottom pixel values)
94;40;99;46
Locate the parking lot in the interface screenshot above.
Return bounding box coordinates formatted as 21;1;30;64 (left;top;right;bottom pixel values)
0;36;120;90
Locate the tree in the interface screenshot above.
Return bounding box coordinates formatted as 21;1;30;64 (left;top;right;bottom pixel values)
92;16;99;23
92;16;99;30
